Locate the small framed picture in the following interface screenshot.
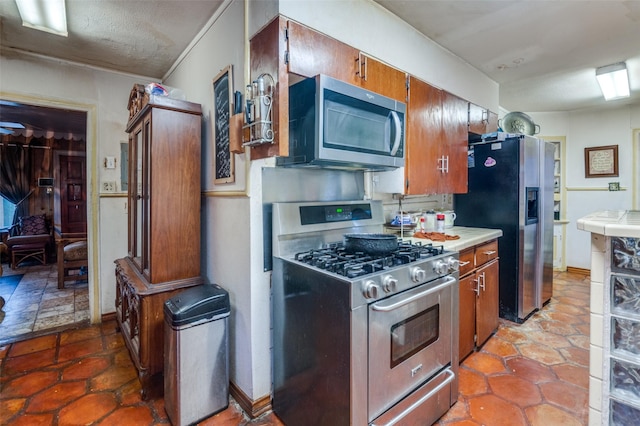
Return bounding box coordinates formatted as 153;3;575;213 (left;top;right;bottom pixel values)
584;145;618;178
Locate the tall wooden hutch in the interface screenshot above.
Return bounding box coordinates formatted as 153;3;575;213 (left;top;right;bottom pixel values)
115;85;203;398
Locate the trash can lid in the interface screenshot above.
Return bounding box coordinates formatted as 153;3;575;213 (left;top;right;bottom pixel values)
164;283;230;327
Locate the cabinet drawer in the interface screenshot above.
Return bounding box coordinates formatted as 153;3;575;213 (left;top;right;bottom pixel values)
475;240;498;267
459;248;474;277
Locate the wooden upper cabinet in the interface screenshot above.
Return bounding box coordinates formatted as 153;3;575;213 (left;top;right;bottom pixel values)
286;21;407;102
405;77;468;194
468;102;498;135
440;92;469;194
351;53;407;102
406;76;442;194
287;20;358;83
249;16;289;161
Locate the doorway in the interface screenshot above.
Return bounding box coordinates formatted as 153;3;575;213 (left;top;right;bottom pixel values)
0;98;96;343
634;128;640;209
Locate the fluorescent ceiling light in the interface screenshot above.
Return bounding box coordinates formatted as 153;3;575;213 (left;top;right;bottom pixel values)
0;121;25;129
15;0;68;37
596;62;630;101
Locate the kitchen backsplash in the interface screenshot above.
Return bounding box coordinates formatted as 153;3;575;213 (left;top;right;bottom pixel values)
378;194;453;223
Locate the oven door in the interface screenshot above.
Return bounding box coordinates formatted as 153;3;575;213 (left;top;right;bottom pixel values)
368;275;455;420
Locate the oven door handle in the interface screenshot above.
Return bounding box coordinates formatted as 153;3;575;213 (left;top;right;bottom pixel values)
371;276;456;312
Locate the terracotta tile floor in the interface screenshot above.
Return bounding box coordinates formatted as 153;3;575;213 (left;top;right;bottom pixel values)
0;270;588;425
435;270;590;426
0;262;89;344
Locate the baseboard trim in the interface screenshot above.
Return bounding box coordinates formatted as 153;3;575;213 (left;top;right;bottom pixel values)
229;381;271;419
101;312;117;322
102;311;273;418
566;266;590;276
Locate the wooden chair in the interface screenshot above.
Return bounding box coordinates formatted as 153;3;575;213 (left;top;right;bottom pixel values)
5;215;53;269
56;237;88;289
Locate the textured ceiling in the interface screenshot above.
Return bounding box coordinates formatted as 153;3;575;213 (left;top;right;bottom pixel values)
0;0;225;78
374;0;640;112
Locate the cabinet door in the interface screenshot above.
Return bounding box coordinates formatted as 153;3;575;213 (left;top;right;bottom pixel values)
405;78;468;195
468;103;499;135
352;54;407;102
287;22;407;103
476;259;499;346
459;273;477;361
440;92;468;194
486;111;498;133
128;123;143;268
405;76;442;194
468;102;486;135
287;20;358;83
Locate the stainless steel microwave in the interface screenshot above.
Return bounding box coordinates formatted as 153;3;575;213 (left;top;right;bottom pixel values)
277;74;406;171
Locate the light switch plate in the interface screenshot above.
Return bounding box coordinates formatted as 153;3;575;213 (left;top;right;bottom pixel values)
105;156;116;169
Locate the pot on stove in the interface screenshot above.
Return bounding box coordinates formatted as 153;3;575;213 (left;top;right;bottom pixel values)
344;233;398;255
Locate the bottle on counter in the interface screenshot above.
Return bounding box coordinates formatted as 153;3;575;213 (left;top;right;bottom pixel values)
424;210;436;231
436;213;445;233
419;217;425;232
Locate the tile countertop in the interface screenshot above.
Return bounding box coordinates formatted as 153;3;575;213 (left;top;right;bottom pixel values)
576;210;640;238
393;226;503;252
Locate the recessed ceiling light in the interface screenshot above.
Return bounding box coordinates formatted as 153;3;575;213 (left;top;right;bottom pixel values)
15;0;68;37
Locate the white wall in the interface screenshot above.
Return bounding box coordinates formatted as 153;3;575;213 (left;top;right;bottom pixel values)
0;52;149;319
530;105;640;269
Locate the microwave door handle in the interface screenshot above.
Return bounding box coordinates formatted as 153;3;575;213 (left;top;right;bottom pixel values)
389;111;402;156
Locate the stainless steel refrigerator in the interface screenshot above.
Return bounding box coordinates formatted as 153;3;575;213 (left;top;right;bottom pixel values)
454;134;554;323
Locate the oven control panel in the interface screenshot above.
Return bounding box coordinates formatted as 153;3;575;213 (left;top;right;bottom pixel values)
356;254;459;305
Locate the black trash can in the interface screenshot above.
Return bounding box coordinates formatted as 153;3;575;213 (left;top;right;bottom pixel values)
163;283;230;426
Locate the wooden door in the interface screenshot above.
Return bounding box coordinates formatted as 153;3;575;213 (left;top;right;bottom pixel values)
468;102;486;135
352;54;407;102
440;92;468;194
459;272;477;361
287;22;407;103
487;111;499;133
57;154;87;236
405;76;442;194
468;103;499;135
287;20;358;83
475;259;500;346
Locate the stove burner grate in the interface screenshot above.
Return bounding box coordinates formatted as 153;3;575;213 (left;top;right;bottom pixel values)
294;241;445;278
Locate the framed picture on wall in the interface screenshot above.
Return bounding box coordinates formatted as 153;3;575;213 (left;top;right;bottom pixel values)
213;65;235;184
584;145;618;178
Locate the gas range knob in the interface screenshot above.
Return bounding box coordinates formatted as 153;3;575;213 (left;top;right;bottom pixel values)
446;257;460;272
382;275;398;293
433;260;448;275
362;280;380;299
410;267;426;283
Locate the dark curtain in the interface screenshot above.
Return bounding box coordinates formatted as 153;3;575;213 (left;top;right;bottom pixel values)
0;143;33;233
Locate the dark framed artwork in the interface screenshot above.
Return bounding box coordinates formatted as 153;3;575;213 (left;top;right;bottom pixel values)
584;145;618;178
213;65;235;184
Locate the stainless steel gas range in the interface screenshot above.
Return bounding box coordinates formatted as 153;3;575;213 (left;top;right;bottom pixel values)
271;200;459;426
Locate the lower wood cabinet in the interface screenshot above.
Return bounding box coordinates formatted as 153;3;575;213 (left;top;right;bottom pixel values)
459;240;500;361
115;258;202;398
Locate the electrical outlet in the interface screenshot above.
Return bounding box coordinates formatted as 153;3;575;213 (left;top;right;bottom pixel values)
102;181;116;192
